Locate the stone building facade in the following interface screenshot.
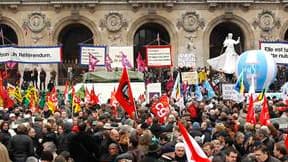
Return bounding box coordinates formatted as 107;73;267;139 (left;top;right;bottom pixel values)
1;0;288;85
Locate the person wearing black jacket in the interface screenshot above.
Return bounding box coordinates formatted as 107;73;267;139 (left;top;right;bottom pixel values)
68;122;97;162
8;124;34;162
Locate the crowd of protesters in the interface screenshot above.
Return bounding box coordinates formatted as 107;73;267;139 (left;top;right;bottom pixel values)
0;66;288;162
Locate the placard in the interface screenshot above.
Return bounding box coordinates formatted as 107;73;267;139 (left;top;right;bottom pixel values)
178;53;196;68
109;46;134;68
0;46;61;63
146;45;172;67
146;83;162;103
222;84;244;102
181;72;198;85
80;45;106;65
260;41;288;64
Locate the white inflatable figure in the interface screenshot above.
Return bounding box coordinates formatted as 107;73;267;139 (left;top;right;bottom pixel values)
207;33;240;74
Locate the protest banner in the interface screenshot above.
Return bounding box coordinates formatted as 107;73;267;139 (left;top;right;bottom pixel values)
146;83;162;103
0;46;61;63
260;41;288;64
178;53;196;68
80;45;106;65
109;46;134;68
222;84;244;102
181;72;198;85
146;45;172;67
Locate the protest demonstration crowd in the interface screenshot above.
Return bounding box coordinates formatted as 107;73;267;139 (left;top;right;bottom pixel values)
1;35;288;162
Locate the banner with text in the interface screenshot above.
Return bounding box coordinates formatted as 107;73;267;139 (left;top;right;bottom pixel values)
181;71;198;85
260;41;288;64
146;45;172;67
178;53;196;68
222;84;244;102
109;46;134;69
80;45;106;66
0;46;62;63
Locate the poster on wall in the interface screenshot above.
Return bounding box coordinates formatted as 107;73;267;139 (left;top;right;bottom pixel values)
0;46;62;63
109;46;134;69
259;41;288;64
80;45;106;66
146;45;172;67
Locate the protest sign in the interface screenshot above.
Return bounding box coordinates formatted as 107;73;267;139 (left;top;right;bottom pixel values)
80;45;106;65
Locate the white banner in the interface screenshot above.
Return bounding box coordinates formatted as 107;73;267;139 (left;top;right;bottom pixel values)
222;84;244;102
109;46;134;68
146;83;162;103
80;46;106;65
146;45;172;67
178;53;196;68
260;42;288;64
0;46;61;63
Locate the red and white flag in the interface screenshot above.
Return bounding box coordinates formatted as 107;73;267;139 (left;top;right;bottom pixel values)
115;67;136;119
151;95;170;124
178;121;211;162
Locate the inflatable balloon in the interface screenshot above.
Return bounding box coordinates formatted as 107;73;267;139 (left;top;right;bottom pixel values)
235;50;277;92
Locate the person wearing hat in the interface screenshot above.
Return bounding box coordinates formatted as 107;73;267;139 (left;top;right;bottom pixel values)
161;142;187;162
140;142;162;162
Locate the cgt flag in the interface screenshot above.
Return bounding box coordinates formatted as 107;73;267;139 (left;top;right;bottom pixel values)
115;67;136;119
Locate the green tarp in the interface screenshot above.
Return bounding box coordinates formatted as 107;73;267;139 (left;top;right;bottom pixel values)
83;70;144;83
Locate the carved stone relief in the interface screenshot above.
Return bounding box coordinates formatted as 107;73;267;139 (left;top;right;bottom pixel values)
252;10;280;40
177;12;205;32
23;12;51;33
100;12;128;32
23;12;51;43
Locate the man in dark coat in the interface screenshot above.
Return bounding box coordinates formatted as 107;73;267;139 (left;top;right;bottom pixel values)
8;124;34;162
68;122;97;162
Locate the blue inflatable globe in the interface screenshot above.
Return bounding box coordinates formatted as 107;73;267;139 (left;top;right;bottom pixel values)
235;50;277;92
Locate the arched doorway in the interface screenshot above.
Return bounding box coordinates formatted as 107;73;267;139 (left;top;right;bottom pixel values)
0;24;18;85
133;23;171;90
209;22;244;58
57;23;93;84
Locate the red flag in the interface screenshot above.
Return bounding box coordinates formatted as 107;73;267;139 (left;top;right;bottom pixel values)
187;103;197;118
285;134;288;150
115;67;136;119
2;88;14;109
246;94;256;125
178;121;210;162
29;95;39;113
259;97;270;126
90;86;99;105
151;95;170;124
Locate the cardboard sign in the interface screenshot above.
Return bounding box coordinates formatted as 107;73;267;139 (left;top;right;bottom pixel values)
222;84;244;102
181;72;198;85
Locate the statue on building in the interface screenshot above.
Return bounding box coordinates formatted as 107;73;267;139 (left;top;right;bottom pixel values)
207;33;240;74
